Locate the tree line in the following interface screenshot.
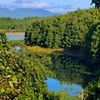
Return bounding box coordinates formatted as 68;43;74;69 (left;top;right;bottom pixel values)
0;16;41;32
24;8;97;49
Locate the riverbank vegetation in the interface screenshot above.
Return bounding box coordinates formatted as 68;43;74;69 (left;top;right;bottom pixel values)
0;30;81;99
1;2;100;99
24;7;100;99
0;17;41;32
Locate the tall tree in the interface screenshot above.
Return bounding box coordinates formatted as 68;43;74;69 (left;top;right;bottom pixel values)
91;0;100;8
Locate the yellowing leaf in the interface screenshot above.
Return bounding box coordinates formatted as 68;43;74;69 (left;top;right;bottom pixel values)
9;81;14;89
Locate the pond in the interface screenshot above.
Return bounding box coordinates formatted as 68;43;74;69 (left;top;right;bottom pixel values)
6;34;93;97
45;78;82;96
6;33;24;40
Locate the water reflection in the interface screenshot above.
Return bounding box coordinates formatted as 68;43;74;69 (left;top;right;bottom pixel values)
45;78;82;96
7;35;24;40
7;34;93;96
44;54;94;96
48;54;93;88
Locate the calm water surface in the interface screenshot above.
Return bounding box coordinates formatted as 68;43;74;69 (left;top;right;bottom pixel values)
7;35;24;40
45;78;82;96
7;34;86;96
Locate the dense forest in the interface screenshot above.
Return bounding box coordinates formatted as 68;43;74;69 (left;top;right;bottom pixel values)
0;0;100;99
0;17;41;32
24;8;99;49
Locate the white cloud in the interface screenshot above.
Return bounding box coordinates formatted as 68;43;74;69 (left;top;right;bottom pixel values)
14;0;48;8
0;0;48;9
45;3;73;13
0;0;73;13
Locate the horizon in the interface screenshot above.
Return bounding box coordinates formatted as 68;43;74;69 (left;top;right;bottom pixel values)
0;0;95;14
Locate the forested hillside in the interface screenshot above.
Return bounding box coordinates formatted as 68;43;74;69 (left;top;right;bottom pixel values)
24;8;97;49
24;7;100;64
0;17;41;32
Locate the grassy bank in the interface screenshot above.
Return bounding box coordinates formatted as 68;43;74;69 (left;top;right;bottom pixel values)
27;46;83;57
9;40;83;57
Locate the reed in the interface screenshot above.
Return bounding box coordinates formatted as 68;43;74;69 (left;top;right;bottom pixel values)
27;46;64;54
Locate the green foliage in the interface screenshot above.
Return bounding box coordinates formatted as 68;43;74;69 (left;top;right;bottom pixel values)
51;90;80;100
85;22;100;64
0;33;81;100
0;31;49;99
9;40;56;78
85;70;100;100
0;17;41;32
2;5;100;99
0;51;63;100
83;23;100;100
0;30;9;51
25;8;96;49
90;24;100;60
9;40;94;87
83;2;100;99
0;32;52;99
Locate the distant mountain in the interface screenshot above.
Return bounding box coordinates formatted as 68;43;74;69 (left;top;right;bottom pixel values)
0;8;57;18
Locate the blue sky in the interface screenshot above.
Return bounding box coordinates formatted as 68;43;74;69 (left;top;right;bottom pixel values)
0;0;95;13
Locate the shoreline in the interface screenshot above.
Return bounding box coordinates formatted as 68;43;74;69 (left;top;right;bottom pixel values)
27;46;83;58
6;32;25;35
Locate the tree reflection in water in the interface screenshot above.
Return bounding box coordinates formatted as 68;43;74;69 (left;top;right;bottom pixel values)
48;54;93;88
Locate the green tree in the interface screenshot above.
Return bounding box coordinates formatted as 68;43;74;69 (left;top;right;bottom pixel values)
85;22;100;64
0;30;9;51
